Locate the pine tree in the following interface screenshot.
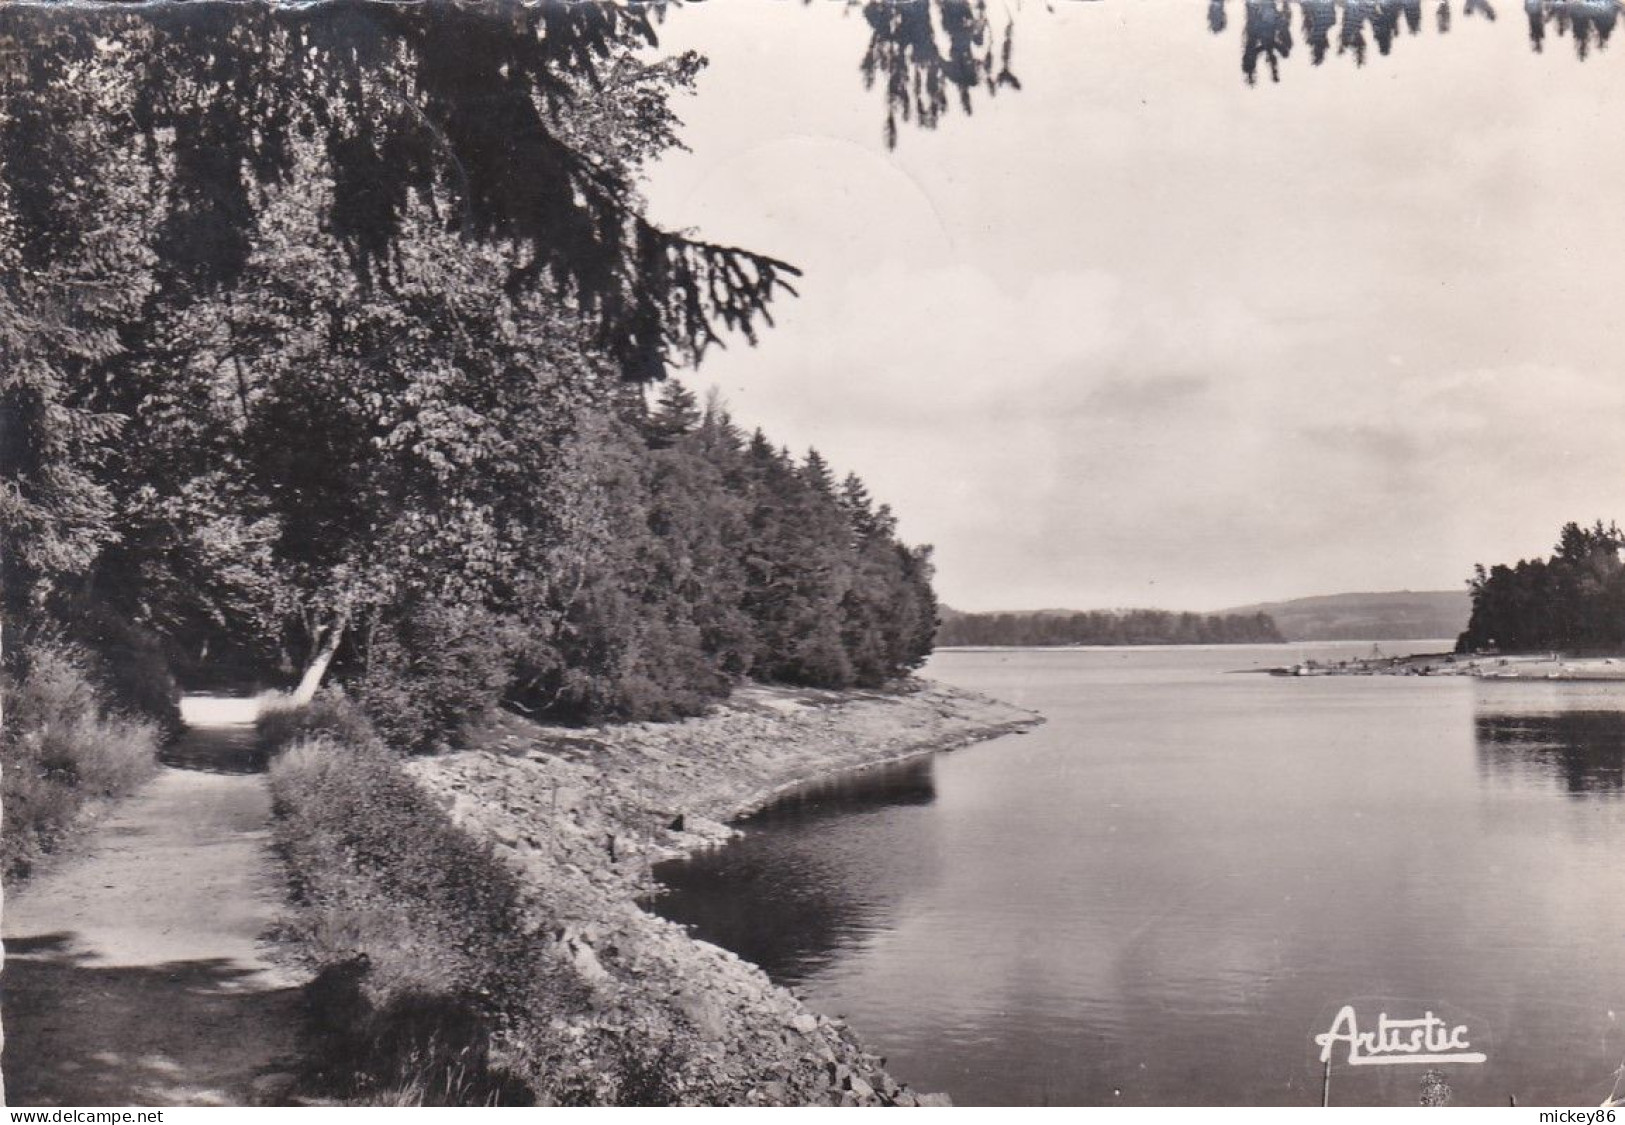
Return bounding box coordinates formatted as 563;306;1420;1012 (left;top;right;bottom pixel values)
802;448;836;495
645;380;703;450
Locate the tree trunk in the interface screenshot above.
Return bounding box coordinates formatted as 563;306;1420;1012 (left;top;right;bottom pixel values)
292;614;346;704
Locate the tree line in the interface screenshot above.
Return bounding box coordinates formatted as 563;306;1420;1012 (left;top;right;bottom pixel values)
1458;520;1625;653
1;1;937;750
937;608;1283;647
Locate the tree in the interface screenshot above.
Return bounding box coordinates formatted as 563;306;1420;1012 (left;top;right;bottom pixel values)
644;380;703;450
0;43;162;620
736;436;858;686
801;449;837;497
1;3;773;699
857;0;1021;148
935;608;1283;647
1460;521;1625;653
1;2;800;377
1;1;954;729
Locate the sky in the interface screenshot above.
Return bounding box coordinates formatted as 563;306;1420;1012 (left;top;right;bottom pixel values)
642;2;1625;613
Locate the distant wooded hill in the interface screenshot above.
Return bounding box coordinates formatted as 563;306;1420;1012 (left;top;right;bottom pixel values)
1215;591;1470;642
936;608;1284;647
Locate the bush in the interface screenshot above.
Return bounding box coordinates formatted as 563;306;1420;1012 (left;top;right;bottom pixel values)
300;958;534;1107
257;689;383;763
263;699;751;1106
269;733;533;990
264;709;568;1104
510;605;730;726
351;600;516;754
2;641;161;881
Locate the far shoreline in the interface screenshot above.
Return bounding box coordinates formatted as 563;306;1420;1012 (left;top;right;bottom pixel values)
935;638;1457;654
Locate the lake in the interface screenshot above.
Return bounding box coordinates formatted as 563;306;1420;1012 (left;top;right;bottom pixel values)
650;643;1625;1106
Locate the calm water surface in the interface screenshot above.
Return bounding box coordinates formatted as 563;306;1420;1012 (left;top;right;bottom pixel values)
651;644;1625;1106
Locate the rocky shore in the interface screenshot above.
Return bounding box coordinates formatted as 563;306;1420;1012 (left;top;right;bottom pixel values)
404;678;1042;1106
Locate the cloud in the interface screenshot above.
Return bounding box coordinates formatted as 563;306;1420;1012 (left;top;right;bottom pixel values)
1086;374;1211;420
649;4;1625;611
1299;423;1425;469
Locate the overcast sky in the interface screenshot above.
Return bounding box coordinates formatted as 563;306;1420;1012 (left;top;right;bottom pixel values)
643;2;1625;613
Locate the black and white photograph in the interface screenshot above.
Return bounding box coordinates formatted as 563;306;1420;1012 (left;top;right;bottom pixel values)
3;0;1625;1110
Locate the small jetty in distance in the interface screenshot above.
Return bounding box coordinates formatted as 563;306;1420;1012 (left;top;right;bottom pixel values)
1252;650;1625;681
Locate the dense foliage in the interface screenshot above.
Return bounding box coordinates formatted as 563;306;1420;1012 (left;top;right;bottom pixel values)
1458;521;1625;653
937;608;1283;647
1;1;941;750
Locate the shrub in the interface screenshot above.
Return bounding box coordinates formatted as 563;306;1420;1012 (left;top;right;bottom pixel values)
510;608;730;725
351;600;516;754
1;641;161;881
299;956;534;1107
269;733;533;990
265;713;567;1104
262;699;721;1106
257;689;383;762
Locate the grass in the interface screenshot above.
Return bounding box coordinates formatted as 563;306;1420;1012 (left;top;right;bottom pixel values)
261;693;552;1105
2;642;162;883
261;690;741;1106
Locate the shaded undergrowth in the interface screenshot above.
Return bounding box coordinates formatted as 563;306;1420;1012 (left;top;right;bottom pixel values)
2;641;165;883
261;693;546;1105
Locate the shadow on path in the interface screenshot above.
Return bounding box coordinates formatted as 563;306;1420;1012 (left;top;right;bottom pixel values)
159;724;264;776
3;935;304;1107
159;696;265;775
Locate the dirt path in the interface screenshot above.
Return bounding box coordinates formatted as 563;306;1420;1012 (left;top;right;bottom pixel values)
2;697;307;1107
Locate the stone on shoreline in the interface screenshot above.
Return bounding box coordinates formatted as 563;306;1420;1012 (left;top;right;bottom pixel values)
787;1012;819;1035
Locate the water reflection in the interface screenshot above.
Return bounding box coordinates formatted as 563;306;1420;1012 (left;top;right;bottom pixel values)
651;757;938;983
1208;0;1621;82
1476;708;1625;796
743;755;938;821
651;651;1625;1105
